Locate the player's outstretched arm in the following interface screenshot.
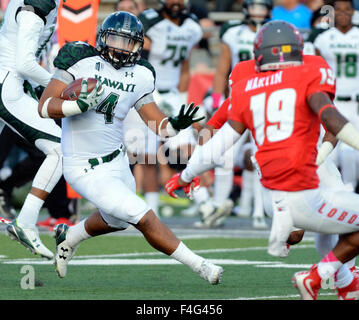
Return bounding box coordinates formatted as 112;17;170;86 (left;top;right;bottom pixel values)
178;59;191;94
166;120;245;197
16;9;53;87
138;102;205;138
309;91;359;151
211;43;231;110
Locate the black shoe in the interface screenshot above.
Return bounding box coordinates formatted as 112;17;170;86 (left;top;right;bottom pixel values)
0;188;16;220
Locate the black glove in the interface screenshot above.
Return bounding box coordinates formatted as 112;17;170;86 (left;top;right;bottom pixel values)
168;102;205;131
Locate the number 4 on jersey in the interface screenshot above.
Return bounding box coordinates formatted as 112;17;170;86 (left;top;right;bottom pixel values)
96;93;119;124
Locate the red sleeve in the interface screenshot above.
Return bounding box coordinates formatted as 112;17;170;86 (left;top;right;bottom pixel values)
306;61;336;101
206;98;231;129
227;83;247;124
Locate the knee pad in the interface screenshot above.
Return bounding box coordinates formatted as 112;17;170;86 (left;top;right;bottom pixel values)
32;142;62;193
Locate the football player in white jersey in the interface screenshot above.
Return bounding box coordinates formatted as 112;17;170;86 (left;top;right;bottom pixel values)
314;0;359;191
211;0;272;110
0;0;63;259
123;0;203;217
195;0;272;229
38;11;223;284
312;0;359;277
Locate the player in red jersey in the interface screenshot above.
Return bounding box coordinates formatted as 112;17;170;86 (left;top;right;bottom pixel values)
198;54;335;229
166;21;359;300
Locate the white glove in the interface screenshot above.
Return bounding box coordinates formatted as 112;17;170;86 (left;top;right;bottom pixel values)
76;78;104;112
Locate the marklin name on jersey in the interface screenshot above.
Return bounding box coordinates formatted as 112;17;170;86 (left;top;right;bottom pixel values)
245;71;283;92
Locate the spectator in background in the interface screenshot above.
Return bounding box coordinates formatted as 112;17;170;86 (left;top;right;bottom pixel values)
136;0;147;12
189;0;216;56
306;0;324;11
114;0;145;15
272;0;313;29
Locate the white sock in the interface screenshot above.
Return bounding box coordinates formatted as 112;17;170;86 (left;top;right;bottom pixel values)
213;167;233;208
238;170;254;209
318;251;343;280
170;241;204;272
66;219;91;248
192;186;210;205
17;194;44;229
145;192;159;217
335;265;354;288
252;174;264;218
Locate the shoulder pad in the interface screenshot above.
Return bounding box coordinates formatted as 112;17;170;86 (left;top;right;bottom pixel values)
24;0;56;17
308;27;327;43
220;20;243;39
136;59;156;80
54;41;99;70
182;12;200;24
138;9;163;32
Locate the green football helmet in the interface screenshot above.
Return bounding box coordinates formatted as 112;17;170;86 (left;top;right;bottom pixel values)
97;11;144;69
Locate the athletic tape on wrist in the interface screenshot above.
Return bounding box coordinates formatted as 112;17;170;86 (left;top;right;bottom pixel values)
41;97;51;118
62;100;82;117
316;141;334;166
336;122;359;151
158;117;178;138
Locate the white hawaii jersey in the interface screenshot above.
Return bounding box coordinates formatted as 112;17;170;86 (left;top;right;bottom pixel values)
53;42;155;158
220;21;256;69
314;27;359;97
139;8;202;91
0;0;58;76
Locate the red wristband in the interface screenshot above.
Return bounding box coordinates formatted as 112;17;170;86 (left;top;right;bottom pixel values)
211;92;221;109
318;104;336;120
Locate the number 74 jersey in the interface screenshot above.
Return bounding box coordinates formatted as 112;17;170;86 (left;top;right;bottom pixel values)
229;55;336;191
139;9;202;91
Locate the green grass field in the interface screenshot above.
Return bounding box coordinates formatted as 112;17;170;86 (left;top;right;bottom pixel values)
0;231;338;301
0;189;340;302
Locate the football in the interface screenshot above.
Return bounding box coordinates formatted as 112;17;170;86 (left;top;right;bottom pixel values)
61;77;99;101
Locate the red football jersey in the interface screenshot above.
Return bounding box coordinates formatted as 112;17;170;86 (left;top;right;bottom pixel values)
207;98;231;129
229;55;336;191
229;59;256;86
